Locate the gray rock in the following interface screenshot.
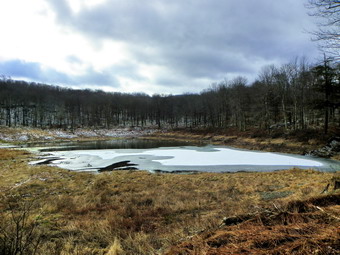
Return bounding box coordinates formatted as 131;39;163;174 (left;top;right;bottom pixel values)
307;137;340;158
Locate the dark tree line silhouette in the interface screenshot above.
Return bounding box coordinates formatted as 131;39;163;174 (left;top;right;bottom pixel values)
0;59;339;133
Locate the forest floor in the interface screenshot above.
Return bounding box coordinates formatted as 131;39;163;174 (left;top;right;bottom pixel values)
0;127;339;254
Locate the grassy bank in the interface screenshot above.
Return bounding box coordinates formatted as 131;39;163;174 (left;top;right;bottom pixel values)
0;148;339;254
144;128;340;160
0;126;155;145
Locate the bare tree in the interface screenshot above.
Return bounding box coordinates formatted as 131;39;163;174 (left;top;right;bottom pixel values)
307;0;340;58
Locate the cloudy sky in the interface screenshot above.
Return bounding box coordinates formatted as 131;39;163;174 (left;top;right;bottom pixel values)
0;0;320;95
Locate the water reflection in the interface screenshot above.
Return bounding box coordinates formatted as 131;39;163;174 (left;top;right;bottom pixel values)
27;138;201;152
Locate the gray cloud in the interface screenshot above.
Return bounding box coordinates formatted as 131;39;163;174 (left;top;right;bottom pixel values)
0;59;43;80
45;0;320;90
111;63;145;81
66;55;83;64
0;59;119;87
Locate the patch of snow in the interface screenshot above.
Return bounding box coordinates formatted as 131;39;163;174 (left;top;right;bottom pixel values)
0;135;14;141
74;130;98;137
54;131;78;139
94;128;157;138
18;135;29;141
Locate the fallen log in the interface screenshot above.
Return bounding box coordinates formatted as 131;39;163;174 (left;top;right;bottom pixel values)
98;161;138;172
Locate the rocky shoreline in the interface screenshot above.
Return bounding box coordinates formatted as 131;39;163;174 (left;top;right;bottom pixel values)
0;127;157;144
1;127;340;161
307;137;340;159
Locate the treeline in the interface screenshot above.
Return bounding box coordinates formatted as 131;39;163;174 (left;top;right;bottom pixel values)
0;59;339;133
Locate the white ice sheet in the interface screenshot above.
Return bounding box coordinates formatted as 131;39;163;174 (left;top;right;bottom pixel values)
46;147;323;170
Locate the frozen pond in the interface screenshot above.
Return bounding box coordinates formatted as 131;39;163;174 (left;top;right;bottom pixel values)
24;138;197;151
30;139;340;173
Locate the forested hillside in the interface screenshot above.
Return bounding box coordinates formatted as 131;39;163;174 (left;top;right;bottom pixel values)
1;59;339;133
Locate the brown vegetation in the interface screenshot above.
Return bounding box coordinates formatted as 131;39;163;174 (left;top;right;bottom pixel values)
144;127;340;159
0;148;339;254
165;194;340;255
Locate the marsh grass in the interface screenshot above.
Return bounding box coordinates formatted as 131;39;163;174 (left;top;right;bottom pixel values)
166;194;340;254
0;148;337;254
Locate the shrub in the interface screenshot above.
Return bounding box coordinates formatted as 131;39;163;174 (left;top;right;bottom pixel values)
0;197;45;255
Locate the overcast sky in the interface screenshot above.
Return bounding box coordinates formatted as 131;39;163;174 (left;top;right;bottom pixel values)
0;0;321;95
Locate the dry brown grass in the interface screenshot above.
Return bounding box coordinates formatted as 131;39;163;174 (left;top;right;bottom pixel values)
144;129;338;158
0;148;338;254
165;194;340;255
